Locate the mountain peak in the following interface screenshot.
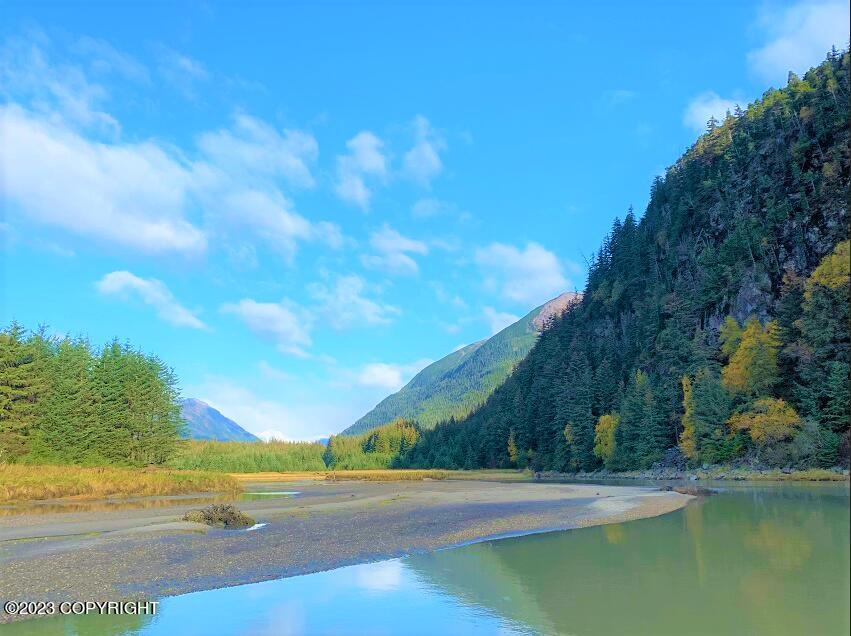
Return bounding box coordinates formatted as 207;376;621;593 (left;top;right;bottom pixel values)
341;291;582;436
180;398;259;442
532;292;582;331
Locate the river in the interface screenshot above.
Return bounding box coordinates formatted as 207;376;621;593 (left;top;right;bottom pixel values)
3;480;848;635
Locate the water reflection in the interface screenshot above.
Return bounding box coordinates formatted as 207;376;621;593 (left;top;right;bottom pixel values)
3;482;848;636
0;495;225;516
0;490;299;516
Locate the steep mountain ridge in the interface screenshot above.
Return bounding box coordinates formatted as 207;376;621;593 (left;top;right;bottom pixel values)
403;53;849;472
342;292;580;435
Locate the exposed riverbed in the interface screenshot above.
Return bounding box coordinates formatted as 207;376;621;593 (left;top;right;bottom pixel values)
1;480;847;635
0;479;688;618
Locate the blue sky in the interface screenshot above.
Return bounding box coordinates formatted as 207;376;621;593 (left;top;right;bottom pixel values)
2;1;848;440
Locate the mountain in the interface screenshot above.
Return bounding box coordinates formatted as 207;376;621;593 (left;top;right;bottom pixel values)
342;292;580;436
403;52;849;472
180;398;259;442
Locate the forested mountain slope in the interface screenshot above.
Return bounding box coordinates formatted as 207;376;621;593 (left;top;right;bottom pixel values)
343;292;579;435
403;53;849;472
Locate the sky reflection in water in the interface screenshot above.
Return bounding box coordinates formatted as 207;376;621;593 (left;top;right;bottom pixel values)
5;481;849;636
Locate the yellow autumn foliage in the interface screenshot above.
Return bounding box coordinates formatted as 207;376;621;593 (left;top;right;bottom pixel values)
721;317;780;396
593;413;619;464
804;240;850;300
727;398;801;445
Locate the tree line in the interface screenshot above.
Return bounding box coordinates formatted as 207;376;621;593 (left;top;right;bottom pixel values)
0;324;183;466
396;51;850;473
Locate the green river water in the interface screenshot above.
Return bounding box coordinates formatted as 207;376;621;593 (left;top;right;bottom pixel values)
2;480;849;635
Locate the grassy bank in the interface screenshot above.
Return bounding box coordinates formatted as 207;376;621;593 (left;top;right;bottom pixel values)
167;440;327;472
0;464;242;503
229;469;531;482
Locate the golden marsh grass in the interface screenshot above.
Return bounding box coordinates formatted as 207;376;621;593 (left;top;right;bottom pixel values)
0;464;242;503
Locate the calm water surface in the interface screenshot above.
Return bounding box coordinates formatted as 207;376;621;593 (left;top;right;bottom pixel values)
4;481;849;636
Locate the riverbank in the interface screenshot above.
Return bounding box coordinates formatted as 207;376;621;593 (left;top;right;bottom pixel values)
535;466;850;482
0;479;691;621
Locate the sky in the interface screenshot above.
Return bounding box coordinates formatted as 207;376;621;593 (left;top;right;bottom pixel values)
2;1;848;441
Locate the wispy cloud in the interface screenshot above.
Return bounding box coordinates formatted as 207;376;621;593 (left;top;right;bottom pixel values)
198;113;318;188
257;360;292;381
74;36;150;83
682;92;744;132
335;131;388;209
155;45;208;98
475;242;569;307
483;307;519;335
308;275;400;330
1;34;341;260
601;89;638;106
403;115;446;187
748;0;850;85
96;270;206;329
361;224;428;276
355;359;432;390
220;298;312;357
1;32;118;134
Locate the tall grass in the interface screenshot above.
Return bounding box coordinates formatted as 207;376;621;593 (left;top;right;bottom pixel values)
228;469;528;481
168;440;327;472
0;464;241;503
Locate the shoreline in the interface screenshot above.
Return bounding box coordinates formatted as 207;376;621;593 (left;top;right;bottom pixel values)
534;466;850;483
0;480;691;622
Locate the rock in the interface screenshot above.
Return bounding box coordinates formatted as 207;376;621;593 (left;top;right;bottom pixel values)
689;475;698;481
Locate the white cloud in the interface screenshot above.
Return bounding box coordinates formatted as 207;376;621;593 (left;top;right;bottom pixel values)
308;275;400;329
197;113;318;188
356;359;432;390
96;270;206;329
682;92;744;132
1;36;341;260
2;105;206;254
748;0;849;85
475;242;569;307
335;131;388;209
483;307;520;335
221;298;312;357
403;115;446;187
1;32;119;134
361;224;428;276
208;189;313;258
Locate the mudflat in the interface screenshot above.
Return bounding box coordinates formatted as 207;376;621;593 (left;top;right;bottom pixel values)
0;479;691;618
